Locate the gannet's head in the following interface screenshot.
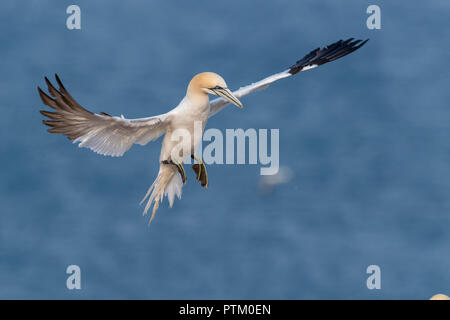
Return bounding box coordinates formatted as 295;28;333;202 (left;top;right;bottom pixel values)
187;72;243;109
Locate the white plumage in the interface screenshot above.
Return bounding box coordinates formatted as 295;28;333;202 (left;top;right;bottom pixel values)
38;38;368;223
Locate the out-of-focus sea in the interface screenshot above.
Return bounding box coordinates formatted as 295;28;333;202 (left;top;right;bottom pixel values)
0;0;449;299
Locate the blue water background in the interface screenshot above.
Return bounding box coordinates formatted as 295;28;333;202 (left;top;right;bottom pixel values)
0;0;449;299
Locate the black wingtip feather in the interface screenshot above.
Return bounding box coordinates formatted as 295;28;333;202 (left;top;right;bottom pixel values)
55;73;65;91
288;37;369;75
44;76;59;98
44;76;51;88
42;120;55;127
37;85;56;105
40;110;51;117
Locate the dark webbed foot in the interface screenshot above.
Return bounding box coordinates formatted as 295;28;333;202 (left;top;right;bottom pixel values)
161;159;186;184
191;155;208;188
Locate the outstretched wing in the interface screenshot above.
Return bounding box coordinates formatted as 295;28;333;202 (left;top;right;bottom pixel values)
38;75;168;157
209;38;368;117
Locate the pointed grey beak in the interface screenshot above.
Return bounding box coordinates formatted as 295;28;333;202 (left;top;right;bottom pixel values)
212;88;243;109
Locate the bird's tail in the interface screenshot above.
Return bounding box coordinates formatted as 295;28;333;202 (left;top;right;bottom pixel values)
140;163;183;224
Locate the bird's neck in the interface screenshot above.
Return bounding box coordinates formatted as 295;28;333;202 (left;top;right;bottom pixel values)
186;90;210;108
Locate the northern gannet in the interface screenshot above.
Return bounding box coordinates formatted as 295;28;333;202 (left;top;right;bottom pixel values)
38;38;368;223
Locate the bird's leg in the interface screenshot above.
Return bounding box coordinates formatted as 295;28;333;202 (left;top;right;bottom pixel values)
191;155;208;188
193;155;202;179
161;159;186;184
177;163;186;185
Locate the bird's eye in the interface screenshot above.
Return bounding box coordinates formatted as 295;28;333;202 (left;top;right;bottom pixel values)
211;85;222;90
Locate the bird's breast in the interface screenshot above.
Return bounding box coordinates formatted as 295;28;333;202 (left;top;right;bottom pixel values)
160;99;210;161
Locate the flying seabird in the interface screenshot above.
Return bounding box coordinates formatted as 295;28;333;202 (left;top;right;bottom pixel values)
38;38;368;223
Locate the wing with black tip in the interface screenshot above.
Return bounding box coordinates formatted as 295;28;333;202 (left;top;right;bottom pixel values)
209;38;368;118
38;75;168;157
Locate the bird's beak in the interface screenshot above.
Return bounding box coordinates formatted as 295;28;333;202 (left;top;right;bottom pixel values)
211;88;243;109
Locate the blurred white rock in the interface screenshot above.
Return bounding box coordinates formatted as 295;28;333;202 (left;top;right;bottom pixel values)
259;166;294;194
430;294;450;300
